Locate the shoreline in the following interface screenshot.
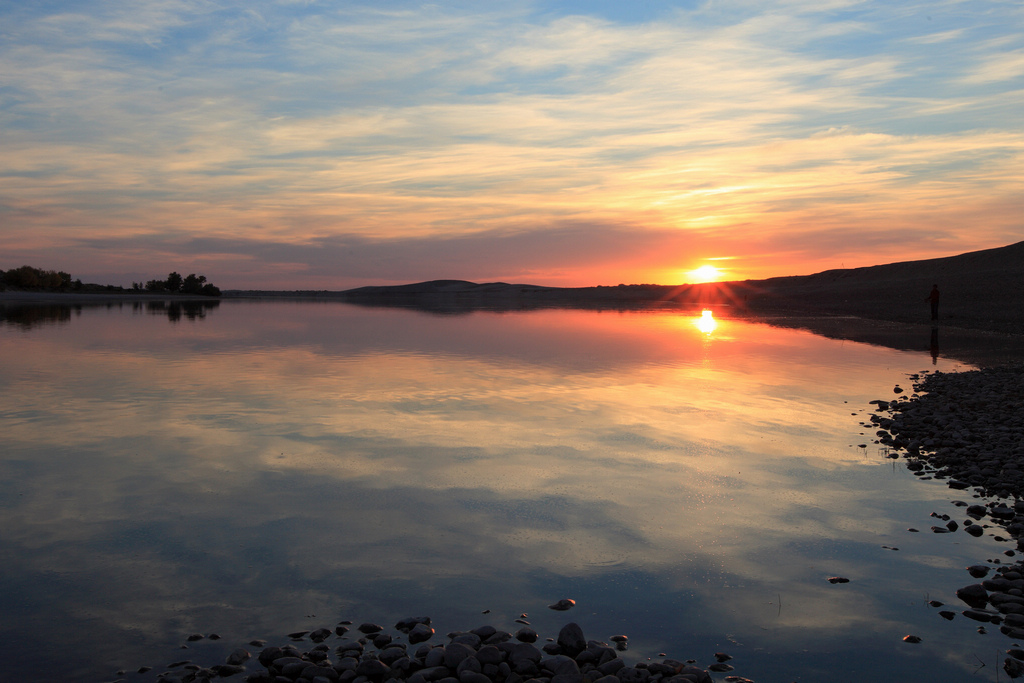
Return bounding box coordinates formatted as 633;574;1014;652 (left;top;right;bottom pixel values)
3;289;1020;368
126;619;724;683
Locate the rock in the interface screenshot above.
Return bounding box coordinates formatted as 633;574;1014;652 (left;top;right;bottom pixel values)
451;633;482;649
515;627;538;643
903;635;922;643
542;655;581;677
548;599;576;611
335;639;364;654
556;623;587;657
963;609;999;623
396;617;432;633
258;646;285;668
310;627;332;643
471;625;497;640
509;643;543;666
226;648;251;665
968;565;992;578
957;584;990;608
444;643;476;669
359;623;384;634
1006;658;1024;679
939;611;956;620
827;576;850;584
713;652;731;662
356;659;391;679
967;525;985;537
475;645;503;665
410;623;436;644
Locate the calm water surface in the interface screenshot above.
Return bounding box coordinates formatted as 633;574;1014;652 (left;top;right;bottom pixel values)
0;301;1008;682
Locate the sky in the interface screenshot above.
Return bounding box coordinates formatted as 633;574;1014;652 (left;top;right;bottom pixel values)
1;0;1022;290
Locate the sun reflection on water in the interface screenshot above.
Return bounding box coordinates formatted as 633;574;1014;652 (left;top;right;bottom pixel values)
694;309;717;335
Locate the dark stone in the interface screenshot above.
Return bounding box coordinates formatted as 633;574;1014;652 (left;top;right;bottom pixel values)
485;631;511;645
541;655;580;677
396;617;432;633
336;640;365;654
1006;658;1024;679
226;648;251;666
617;666;651;683
444;643;477;669
410;624;436;644
957;583;990;608
557;623;587;657
476;646;504;665
549;599;576;611
963;609;999;623
311;628;333;643
969;565;992;578
359;623;384;635
424;647;447;668
450;634;482;650
509;643;542;665
515;628;538;643
471;625;497;640
258;646;284;668
355;659;391;679
597;659;625;676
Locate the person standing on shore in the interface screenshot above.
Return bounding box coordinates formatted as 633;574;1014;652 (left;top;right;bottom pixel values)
925;284;940;321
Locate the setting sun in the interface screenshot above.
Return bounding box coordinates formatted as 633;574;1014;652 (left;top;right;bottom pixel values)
687;265;722;283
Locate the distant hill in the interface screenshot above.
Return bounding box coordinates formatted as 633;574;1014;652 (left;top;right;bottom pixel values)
746;240;1024;332
223;241;1023;333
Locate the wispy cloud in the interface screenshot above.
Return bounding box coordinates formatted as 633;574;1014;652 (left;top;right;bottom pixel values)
1;0;1021;287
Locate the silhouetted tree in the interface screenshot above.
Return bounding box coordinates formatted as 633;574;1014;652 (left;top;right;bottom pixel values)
181;273;207;294
2;265;71;290
165;271;183;292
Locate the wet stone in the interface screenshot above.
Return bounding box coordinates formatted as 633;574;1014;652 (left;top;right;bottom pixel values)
515;628;538;644
409;623;436;644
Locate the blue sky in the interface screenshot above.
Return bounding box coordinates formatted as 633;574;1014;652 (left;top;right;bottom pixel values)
1;0;1022;288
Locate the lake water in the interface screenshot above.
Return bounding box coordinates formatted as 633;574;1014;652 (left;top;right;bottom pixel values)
0;300;1013;682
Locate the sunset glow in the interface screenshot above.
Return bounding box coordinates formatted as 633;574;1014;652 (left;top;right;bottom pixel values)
1;2;1022;289
688;265;722;284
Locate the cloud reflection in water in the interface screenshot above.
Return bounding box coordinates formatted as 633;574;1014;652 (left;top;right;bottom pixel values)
0;302;996;681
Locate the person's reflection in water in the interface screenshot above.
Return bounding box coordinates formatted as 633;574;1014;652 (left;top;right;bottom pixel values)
930;326;939;365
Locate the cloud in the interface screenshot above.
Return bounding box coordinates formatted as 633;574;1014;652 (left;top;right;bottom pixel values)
0;0;1022;286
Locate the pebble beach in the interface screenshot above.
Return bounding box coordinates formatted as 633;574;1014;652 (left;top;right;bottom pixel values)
871;364;1024;677
117;616;736;683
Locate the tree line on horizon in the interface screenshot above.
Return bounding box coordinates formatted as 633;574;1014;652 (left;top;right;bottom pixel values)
1;265;220;296
134;271;220;296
